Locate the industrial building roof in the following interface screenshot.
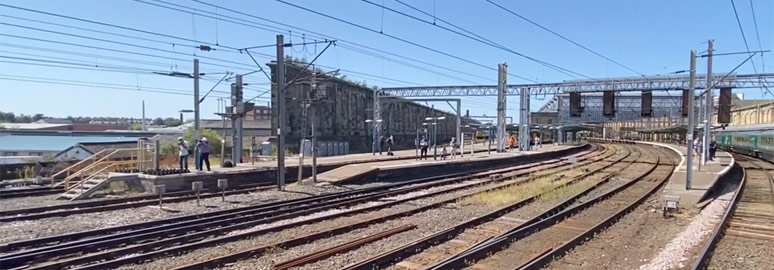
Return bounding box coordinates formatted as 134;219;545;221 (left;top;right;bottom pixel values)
0;135;138;152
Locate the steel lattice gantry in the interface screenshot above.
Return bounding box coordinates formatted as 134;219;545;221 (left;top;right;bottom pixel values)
381;73;774;97
556;93;685;125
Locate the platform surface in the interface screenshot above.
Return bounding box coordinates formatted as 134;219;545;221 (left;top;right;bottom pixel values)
643;142;735;207
314;144;573;183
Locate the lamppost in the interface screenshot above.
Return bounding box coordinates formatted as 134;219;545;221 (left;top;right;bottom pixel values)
365;119;383;155
178;109;194;125
425;116;446;160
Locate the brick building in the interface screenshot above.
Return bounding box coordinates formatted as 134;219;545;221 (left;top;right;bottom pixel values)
246;106;272;121
269;62;477;153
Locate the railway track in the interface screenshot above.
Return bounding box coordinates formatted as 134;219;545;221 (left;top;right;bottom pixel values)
691;155;774;270
337;145;641;270
420;145;675;270
0;145;604;270
162;145;632;270
0;184;276;222
0;187;59;199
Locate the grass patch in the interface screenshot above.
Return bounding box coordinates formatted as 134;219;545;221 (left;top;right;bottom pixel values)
536;179;597;202
467;176;572;206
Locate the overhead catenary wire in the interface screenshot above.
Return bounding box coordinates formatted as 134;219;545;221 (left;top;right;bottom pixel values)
185;0;492;82
730;0;773;97
2;0;451;87
0;23;261;72
360;0;589;80
0;14;203;51
163;0;494;83
747;0;765;72
276;0;543;82
0;3;243;52
482;0;643;76
0;74;237;98
140;0;515;83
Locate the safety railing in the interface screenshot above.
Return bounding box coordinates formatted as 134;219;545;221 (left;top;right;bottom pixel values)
61;147;154;190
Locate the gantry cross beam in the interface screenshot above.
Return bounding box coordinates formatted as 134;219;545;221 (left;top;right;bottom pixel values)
381;73;774;97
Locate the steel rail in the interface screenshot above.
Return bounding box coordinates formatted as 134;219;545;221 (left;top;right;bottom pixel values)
0;161;505;254
342;145;638;270
273;224;417;270
8;147;602;269
690;157;754;270
427;145;668;269
0;184;275;222
0;187;59;199
168;145;623;270
518;148;675;269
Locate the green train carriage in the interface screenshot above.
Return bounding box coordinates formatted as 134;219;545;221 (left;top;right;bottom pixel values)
714;130;774;161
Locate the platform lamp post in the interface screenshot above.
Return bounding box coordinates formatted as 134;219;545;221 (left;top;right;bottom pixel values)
425;116;445;160
365;119;383;155
422;121;437;159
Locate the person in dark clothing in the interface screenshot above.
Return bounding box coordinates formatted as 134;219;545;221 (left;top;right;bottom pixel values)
419;136;429;160
709;140;717;161
197;137;211;171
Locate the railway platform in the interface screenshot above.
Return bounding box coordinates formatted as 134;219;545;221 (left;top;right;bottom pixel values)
642;142;735;207
136;142;578;193
311;144;574;184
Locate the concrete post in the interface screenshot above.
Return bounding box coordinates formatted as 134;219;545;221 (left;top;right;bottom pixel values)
703;39;713;164
686;50;697;190
496;63;507;152
276;35;286;190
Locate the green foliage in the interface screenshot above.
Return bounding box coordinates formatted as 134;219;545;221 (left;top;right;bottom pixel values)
153;117;165;126
0;111;39;123
130;123;143;130
163;117;182;127
183;127;223;154
160;142;179;157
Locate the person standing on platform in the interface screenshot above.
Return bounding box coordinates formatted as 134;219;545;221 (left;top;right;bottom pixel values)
449;137;457;159
536;136;542;149
709;140;717;161
693;137;702;160
197;137;211;171
508;135;516;152
177;137;189;170
419;136;429;160
387;135;394;156
441;145;448;160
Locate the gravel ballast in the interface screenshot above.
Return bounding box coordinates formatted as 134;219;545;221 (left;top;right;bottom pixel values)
114;178;511;270
0;190;308;245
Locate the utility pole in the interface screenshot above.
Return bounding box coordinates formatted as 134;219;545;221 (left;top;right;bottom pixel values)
686;50;697;190
194;58;200;140
232;75;244;164
703;39;713;165
276;35;286;191
296;68;318;184
311;102;318;183
496;63;507;152
456;99;461;148
141;100;146;131
372;89;381;155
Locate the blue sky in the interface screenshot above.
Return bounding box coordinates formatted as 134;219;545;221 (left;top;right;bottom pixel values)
0;0;772;121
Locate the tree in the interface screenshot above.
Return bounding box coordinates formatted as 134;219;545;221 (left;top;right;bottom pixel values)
0;112;14;122
183;127;222;155
153;117;165;126
130;123;143;130
163;117;182;127
33;114;44;121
